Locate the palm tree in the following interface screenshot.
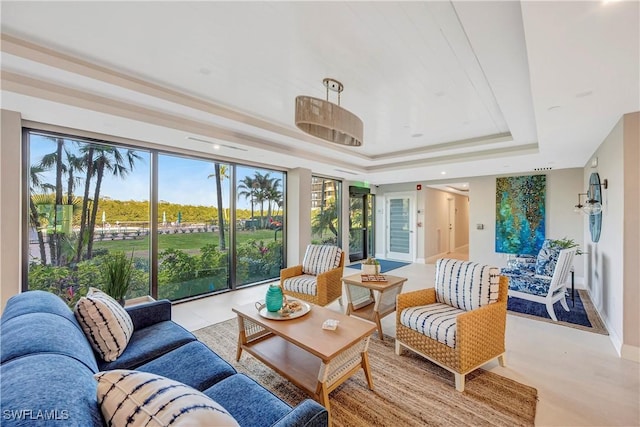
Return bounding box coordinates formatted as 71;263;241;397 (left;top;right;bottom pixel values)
264;185;282;226
28;165;55;264
208;164;228;250
237;176;259;224
312;199;339;240
63;148;85;206
86;145;142;258
253;172;281;228
39;137;66;265
76;144;95;262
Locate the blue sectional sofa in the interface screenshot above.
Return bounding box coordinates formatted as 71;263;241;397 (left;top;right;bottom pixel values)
0;291;328;426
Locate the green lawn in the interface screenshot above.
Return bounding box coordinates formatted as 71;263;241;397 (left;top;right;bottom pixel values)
93;229;280;252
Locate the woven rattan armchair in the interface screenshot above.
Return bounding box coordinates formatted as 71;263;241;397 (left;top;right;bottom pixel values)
395;259;508;392
280;245;344;306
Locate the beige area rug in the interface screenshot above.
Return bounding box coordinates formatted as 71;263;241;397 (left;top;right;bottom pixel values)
508;289;608;335
195;319;538;427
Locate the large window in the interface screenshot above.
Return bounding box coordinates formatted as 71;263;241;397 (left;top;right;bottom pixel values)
235;166;285;286
157;154;230;300
311;176;341;246
26;132;151;306
24;129;285;304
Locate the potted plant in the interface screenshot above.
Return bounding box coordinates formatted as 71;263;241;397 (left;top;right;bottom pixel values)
101;251;134;306
362;257;380;275
550;237;583;255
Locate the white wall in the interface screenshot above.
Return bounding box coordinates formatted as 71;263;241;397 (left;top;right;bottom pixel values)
468;168;585;278
1;110;22;313
454;193;470;250
622;112;640;357
583;112;640;359
286;168;312;265
424;188;453;258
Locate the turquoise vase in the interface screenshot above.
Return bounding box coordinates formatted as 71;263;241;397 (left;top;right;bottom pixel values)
265;285;283;312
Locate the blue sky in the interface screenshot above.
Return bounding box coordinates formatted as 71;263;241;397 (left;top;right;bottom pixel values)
29;134;282;209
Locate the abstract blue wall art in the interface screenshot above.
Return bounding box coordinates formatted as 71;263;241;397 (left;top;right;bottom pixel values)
495;175;546;254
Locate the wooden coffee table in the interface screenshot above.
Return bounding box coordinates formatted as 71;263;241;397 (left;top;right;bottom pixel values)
342;273;408;341
232;302;376;419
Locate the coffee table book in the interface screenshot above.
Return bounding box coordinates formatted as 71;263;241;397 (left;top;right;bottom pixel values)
360;274;387;282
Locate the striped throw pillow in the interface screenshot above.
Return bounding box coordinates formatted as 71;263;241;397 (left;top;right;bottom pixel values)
74;287;133;362
95;370;239;427
435;259;500;311
302;245;342;275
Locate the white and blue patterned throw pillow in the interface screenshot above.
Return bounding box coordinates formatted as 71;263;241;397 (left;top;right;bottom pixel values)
435;259;500;311
74;287;133;362
301;245;342;275
535;240;561;277
95;370;239;427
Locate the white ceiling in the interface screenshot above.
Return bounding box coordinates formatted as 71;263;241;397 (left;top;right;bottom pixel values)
1;1;638;185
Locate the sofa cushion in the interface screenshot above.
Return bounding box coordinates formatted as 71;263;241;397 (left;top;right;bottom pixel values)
95;370;239;427
1;312;98;373
535;240;560;277
302;245;342;275
1;290;80;328
204;374;292;427
0;354;102;427
74;288;134;362
435;259;500;311
137;341;236;391
283;274;317;296
507;274;563;297
98;320;195;371
400;303;464;348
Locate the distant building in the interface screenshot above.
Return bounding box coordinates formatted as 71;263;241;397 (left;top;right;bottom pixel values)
311;177;337;209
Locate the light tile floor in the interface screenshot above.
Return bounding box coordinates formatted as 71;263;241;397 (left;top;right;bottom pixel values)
172;261;640;427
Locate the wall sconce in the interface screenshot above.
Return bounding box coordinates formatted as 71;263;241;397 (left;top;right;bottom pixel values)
574;178;607;215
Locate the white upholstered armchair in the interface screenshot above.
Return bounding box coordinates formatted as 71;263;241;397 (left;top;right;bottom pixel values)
396;259;508;392
279;245;344;306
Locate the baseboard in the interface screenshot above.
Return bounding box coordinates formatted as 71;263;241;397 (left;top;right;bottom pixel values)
601;308;623;357
621;344;640;363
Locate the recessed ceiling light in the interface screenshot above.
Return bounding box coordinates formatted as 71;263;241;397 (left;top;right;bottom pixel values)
441;171;446;175
186;136;248;151
335;168;358;175
576;90;593;98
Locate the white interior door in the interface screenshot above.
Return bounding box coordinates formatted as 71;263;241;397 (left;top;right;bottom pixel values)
386;192;415;261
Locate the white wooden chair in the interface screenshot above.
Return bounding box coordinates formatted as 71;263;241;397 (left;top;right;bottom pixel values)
504;248;576;321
